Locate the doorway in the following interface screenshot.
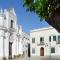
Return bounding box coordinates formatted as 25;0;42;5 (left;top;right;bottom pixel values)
9;42;12;59
40;47;44;56
28;44;30;57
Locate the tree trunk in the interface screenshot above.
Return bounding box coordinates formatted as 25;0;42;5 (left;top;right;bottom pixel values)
45;7;60;33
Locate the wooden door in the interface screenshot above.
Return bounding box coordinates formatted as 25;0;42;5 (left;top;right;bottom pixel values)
40;47;44;56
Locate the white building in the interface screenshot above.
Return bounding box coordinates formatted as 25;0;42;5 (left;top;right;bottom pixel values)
0;8;17;59
15;25;30;57
22;32;30;57
12;25;23;58
0;8;30;60
30;27;60;57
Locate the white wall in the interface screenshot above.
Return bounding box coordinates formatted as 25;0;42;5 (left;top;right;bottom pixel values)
0;30;9;59
0;8;17;59
4;32;9;59
0;30;4;59
30;27;60;56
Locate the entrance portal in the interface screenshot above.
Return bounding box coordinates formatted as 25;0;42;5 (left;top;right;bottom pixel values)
9;42;12;59
40;47;44;56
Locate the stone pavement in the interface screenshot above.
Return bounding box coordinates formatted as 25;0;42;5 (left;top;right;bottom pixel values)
27;56;60;60
10;56;60;60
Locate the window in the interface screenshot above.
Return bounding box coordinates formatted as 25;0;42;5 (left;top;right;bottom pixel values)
58;35;60;43
11;20;13;28
53;36;56;41
40;37;44;45
32;38;35;43
49;36;51;42
32;48;35;54
40;37;44;44
51;47;55;53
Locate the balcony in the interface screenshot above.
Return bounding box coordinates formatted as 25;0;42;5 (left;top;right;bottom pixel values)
8;27;16;33
37;42;45;46
56;41;60;44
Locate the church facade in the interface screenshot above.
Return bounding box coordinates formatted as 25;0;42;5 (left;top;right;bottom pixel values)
0;8;29;60
30;27;60;57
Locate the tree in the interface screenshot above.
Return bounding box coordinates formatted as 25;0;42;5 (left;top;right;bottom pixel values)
23;0;60;32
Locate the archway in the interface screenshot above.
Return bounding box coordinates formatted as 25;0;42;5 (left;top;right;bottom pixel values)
40;47;44;56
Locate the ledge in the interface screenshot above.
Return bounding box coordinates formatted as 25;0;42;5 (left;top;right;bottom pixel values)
37;43;45;46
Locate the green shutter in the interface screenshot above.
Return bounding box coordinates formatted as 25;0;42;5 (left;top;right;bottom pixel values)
51;47;55;53
49;36;51;42
58;35;60;43
32;38;35;43
53;36;56;41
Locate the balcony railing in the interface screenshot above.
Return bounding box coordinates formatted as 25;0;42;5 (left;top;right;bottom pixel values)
9;27;16;33
56;41;60;44
37;42;45;46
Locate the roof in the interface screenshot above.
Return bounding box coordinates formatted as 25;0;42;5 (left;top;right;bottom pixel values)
30;26;55;32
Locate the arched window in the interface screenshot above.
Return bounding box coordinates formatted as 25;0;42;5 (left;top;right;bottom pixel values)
11;20;13;28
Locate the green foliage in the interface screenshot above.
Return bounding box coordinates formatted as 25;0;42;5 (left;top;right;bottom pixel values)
23;0;60;21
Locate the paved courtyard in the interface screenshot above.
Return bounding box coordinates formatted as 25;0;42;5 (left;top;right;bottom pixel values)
13;56;60;60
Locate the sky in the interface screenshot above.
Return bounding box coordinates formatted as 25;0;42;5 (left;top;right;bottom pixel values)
0;0;49;33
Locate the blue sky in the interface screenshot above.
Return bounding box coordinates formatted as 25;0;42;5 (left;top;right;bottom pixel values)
0;0;49;33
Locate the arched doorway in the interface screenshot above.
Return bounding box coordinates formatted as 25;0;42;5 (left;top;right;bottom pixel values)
40;47;44;56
